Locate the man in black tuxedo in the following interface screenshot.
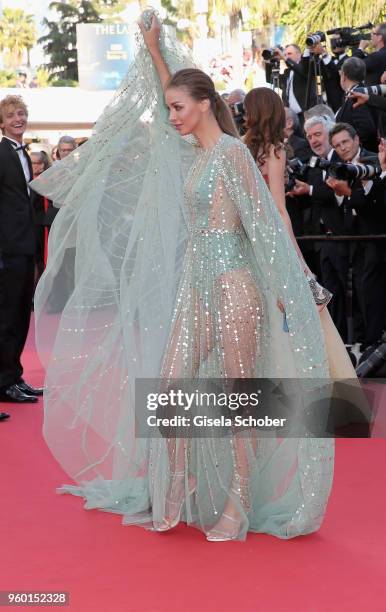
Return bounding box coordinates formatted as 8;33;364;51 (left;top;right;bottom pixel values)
353;23;386;86
0;95;43;403
327;122;386;348
308;39;348;112
278;44;316;124
336;57;378;152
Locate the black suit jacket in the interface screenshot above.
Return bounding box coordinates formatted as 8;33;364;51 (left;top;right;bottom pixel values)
288;134;312;162
307;166;346;234
281;56;316;111
352;46;386;86
300;152;355;256
321;54;347;112
0;137;35;255
367;93;386;112
335;87;378;152
365;93;386;141
344;161;386;260
31;191;57;227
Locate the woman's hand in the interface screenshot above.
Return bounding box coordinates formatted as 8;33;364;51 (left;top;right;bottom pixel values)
138;14;161;54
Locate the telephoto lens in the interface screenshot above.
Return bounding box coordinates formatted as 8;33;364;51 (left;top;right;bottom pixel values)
355;84;386;97
306;31;326;46
334;163;373;181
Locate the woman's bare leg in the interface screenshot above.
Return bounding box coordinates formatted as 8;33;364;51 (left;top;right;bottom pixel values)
207;269;262;540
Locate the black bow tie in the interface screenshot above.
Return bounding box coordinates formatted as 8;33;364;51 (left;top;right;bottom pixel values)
14;144;28;152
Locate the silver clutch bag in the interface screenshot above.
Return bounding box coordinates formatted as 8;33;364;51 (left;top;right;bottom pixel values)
307;275;332;309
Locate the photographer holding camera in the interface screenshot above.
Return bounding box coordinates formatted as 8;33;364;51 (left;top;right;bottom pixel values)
307;37;348;112
276;44;316;124
350;71;386;111
327;122;386;348
288;115;353;340
353;23;386;85
226;89;246;136
336;57;378;152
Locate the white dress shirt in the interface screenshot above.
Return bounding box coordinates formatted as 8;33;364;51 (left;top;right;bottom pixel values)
287;70;303;114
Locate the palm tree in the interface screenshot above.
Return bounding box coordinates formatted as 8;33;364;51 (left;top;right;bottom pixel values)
289;0;385;44
0;8;37;69
173;0;289;45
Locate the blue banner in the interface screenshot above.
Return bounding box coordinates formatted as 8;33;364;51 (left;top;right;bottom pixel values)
76;23;135;90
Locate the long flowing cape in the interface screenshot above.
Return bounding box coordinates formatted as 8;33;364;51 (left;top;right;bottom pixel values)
30;18;345;537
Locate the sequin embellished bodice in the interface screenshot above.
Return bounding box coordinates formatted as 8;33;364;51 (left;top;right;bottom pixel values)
182;134;252;285
184;133;242;232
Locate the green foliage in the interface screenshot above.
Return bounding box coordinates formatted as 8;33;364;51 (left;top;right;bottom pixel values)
280;0;302;26
160;0;178;25
287;0;386;44
35;67;51;87
0;69;17;88
0;8;37;69
39;0;126;82
50;78;78;87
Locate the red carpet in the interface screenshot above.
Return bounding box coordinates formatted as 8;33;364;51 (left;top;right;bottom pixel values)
1;322;386;612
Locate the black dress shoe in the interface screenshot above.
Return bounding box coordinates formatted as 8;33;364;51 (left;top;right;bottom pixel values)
0;412;10;421
16;380;44;396
0;384;38;403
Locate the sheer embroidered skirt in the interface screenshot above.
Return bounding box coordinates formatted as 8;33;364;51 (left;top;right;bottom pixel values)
147;228;334;539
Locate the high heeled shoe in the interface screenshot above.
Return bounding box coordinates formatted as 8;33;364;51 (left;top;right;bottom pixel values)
154;472;197;532
206;512;242;542
206;472;250;542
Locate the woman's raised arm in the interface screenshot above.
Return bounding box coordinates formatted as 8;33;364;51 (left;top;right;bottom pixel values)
138;15;171;93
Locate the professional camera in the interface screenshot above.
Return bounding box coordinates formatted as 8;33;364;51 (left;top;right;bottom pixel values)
285;158;309;191
308;156;381;183
229;102;244;117
262;46;282;90
354;84;386;97
228;101;245;135
262;47;282;63
330;162;381;182
327;22;373;48
306;31;326;46
308;156;331;171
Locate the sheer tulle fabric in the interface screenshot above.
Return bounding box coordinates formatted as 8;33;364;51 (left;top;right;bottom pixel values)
31;21;335;539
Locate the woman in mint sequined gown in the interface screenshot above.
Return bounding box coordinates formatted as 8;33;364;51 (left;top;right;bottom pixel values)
30;13;348;542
